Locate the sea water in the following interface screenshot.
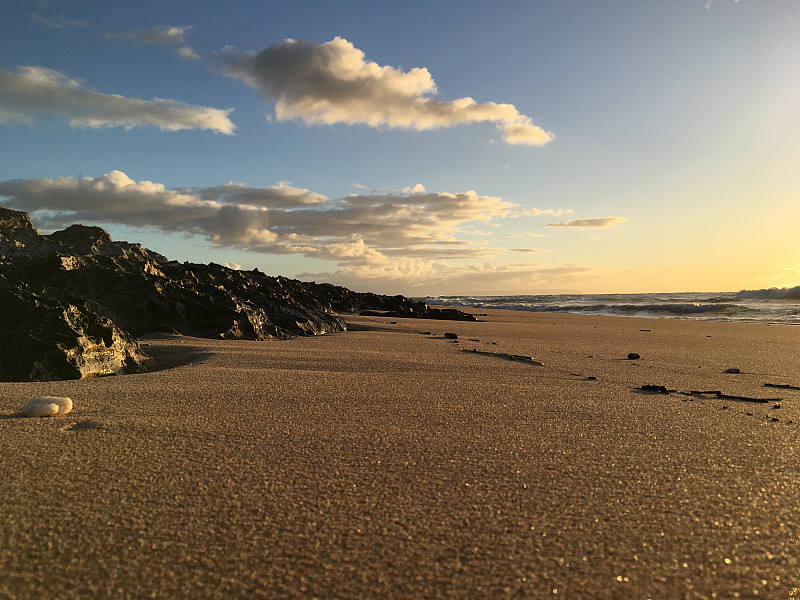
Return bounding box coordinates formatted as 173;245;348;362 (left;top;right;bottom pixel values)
423;286;800;325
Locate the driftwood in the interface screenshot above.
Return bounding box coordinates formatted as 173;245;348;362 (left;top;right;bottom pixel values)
764;383;800;390
689;390;780;404
637;386;781;404
463;349;544;366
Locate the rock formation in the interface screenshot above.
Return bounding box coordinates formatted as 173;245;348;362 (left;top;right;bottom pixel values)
0;207;474;381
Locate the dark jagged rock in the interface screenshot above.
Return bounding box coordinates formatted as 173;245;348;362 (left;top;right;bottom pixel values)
0;283;146;381
640;384;670;394
0;207;474;381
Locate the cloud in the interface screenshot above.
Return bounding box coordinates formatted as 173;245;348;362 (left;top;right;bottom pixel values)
505;232;546;238
402;183;426;194
547;217;627;229
2;171;619;294
0;170;239;236
299;262;593;296
0;66;234;133
217;36;553;145
382;247;499;259
176;46;201;61
107;25;200;61
523;208;573;216
189;181;327;208
268;188;514;250
0;170;513;257
108;25;191;46
30;13;89;29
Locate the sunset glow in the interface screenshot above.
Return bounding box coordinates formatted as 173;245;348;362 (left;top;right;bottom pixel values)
2;0;798;294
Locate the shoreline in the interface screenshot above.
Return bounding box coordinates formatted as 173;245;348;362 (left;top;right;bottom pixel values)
2;309;799;598
424;290;800;327
446;304;800;326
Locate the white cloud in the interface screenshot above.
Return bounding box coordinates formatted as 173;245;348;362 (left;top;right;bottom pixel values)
109;25;191;46
189;181;327;208
523;208;573;216
547;217;627;229
269;188;514;250
30;13;89;29
299;262;593;296
176;46;201;61
0;66;234;133
0;170;513;257
107;25;200;61
6;172;647;294
1;171;596;293
217;36;553;145
505;232;546;237
0;170;237;235
402;183;426;194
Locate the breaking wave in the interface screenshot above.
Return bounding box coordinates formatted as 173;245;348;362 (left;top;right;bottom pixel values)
424;291;800;324
737;286;800;300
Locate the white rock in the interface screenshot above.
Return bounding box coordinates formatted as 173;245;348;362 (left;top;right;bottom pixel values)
21;396;73;417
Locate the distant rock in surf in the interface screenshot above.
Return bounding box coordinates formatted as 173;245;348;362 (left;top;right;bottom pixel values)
0;206;475;381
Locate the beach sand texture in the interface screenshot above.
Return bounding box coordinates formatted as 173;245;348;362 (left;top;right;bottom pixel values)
1;310;798;599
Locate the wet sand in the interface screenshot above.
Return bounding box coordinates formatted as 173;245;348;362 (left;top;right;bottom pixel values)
1;310;799;599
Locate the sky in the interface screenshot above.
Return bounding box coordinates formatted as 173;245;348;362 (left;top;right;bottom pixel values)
1;0;798;296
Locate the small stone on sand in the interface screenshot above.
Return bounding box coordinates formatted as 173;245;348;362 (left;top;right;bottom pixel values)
21;396;73;418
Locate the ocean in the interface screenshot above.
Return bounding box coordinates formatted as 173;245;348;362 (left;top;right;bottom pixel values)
423;286;800;326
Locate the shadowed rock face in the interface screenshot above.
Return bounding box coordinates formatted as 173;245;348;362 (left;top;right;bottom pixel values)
0;207;474;381
0;284;146;381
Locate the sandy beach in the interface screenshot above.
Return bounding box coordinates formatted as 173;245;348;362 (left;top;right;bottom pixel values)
1;309;798;599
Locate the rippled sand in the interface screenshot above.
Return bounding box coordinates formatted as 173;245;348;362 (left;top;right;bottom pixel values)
1;310;798;598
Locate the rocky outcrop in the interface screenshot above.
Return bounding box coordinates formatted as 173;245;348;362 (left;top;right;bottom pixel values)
0;283;146;381
0;207;474;381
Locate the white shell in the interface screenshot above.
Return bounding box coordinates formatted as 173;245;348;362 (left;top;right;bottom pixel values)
21;396;73;417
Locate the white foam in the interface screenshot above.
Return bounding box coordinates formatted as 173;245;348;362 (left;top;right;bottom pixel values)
737;286;800;300
21;396;73;418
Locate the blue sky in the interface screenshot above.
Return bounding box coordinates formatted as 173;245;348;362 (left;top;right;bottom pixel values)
1;0;798;295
